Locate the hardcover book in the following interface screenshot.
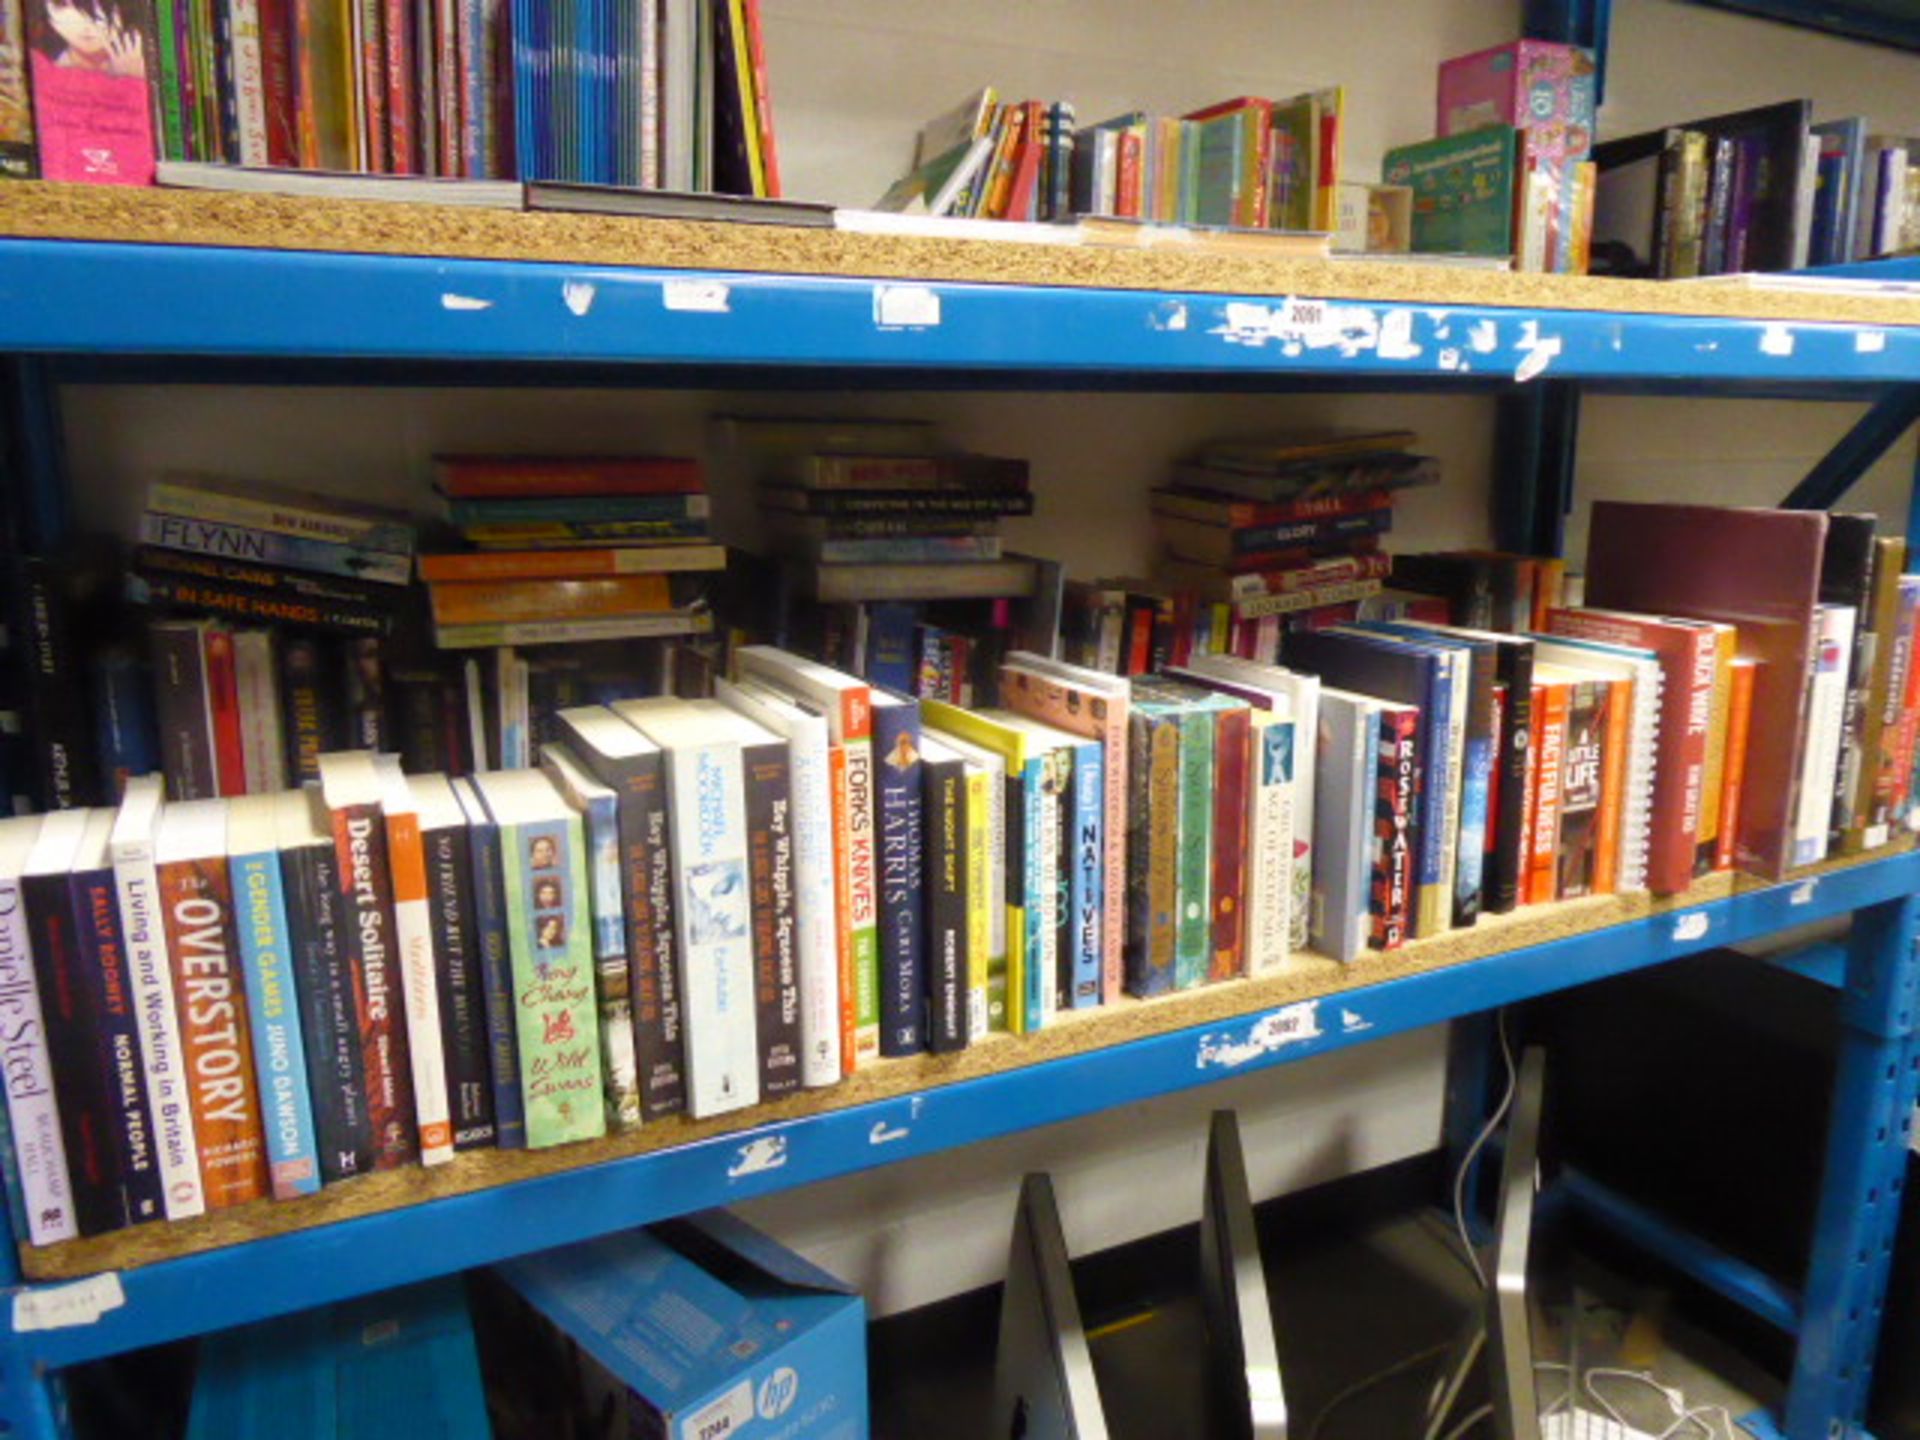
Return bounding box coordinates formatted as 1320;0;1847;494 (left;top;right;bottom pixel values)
67;807;165;1226
1583;501;1828;879
711;680;842;1087
1128;678;1233;991
554;705;686;1118
154;799;270;1211
0;815;75;1245
731;647;877;1068
1848;537;1911;851
540;743;644;1129
317;751;418;1169
471;769;609;1147
276;786;375;1181
868;692;927;1054
409;773;496;1151
616;701;760;1119
24;809;123;1233
111;775;203;1220
451;777;526;1149
702;709;804;1095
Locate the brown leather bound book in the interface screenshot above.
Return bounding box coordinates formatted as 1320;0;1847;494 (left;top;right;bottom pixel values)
1584;502;1828;880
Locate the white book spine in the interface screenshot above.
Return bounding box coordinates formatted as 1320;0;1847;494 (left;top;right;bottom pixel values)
112;841;206;1220
1796;608;1857;865
1309;698;1375;966
233;632;288;794
666;738;760;1116
227;0;271;166
718;682;841;1089
1245;717;1294;975
1619;663;1664;893
1432;660;1467;935
1033;767;1060;1029
0;875;77;1243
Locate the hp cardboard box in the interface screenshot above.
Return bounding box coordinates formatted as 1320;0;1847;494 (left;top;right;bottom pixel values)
498;1210;867;1440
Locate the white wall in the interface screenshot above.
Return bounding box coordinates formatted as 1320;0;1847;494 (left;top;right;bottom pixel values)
56;0;1920;1318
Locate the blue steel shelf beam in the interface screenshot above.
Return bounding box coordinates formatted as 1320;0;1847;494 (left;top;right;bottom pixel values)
1779;386;1920;512
7;850;1917;1377
2;240;1920;389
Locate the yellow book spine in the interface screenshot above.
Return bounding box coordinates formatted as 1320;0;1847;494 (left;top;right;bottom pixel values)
964;766;993;1042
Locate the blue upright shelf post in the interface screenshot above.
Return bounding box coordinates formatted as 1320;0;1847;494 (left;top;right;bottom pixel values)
1772;891;1920;1439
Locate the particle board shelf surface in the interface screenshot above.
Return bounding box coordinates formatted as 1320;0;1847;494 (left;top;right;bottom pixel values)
8;182;1920;329
19;841;1907;1285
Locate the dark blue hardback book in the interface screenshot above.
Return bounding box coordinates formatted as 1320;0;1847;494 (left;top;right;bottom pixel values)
871;692;926;1056
457;780;527;1149
865;602;920;695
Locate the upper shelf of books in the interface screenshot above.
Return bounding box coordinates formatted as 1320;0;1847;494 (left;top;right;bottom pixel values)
4;184;1920;387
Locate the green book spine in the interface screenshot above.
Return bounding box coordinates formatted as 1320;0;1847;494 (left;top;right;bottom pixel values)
1172;709;1215;989
501;815;608;1148
153;2;187;160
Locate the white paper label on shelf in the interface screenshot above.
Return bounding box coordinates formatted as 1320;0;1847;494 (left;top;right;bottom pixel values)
663;279;732;313
727;1133;788;1178
1858;330;1888;353
1760;323;1796;357
12;1273;125;1333
1672;911;1709;942
869;1120;909;1145
874;285;941;329
681;1377;753;1440
1194;1000;1322;1070
1791;878;1819;906
561;280;597;316
439;293;493;312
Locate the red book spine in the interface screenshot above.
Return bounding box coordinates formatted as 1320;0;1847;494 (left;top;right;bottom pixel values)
202;628;248;797
1002;102;1045;222
433;456;706;498
1114;131;1142;217
1528;680;1569;905
435;0;460;175
258;0;298;164
1215;488;1395;529
742;0;779;196
1209;708;1250;981
331;800;418;1168
1371;706;1417;950
383;0;414;172
355;0;386;169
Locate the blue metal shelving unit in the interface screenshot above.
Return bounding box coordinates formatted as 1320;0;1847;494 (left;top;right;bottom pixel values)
2;234;1920;1439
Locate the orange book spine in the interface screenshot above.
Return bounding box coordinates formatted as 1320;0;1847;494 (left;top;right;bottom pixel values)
827;745;856;1075
1592;676;1632;894
1716;660;1758;872
1528;682;1569;904
159;855;269;1209
427;575;674;626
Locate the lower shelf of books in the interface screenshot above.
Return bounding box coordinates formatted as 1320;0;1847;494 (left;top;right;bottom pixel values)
13;840;1914;1374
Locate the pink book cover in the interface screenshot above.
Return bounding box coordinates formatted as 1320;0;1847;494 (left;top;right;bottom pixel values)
25;0;156;184
1437;38;1595;153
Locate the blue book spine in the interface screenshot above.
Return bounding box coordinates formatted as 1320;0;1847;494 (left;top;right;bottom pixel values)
866;603;919;695
1067;737;1104;1010
465;810;526;1148
1456;726;1491;922
71;867;166;1224
873;701;926;1056
1417;654;1456;914
232;851;322;1199
92;649;159;800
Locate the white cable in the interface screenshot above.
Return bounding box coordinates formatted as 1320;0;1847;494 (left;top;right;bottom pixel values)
1438;1402;1493;1440
1582;1367;1733;1440
1303;1341;1455;1440
1452;1008;1517;1288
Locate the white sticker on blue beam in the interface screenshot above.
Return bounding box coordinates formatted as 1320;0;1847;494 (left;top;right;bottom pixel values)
663;279;732;313
1195;1000;1323;1070
12;1273;125;1332
440;293;493;311
727;1133;788;1178
1760;323;1795;357
874;285;941;329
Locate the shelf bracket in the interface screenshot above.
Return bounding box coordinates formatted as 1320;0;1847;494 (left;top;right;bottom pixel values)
1778;386;1920;514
